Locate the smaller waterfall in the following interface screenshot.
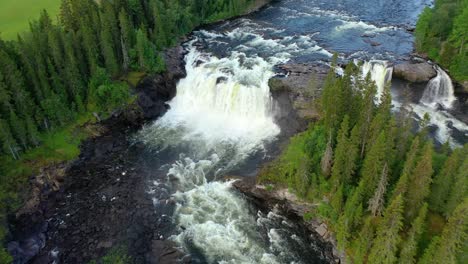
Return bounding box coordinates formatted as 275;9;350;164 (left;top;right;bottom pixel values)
361;60;393;100
420;66;456;109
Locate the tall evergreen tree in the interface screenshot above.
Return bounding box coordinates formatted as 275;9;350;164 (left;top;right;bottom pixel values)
368;194;405;264
360;131;387;200
418;198;468;264
368;163;388;217
399;203;428;264
406;142;433;223
444;155;468;218
390;137;421;202
430;146;465;214
99;13;120;76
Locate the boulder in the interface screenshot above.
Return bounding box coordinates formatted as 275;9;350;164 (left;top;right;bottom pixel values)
462;81;468;93
393;62;437;83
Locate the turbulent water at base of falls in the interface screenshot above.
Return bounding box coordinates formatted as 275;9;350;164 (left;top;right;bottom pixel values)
420;66;457;109
137;44;329;263
361;60;393;100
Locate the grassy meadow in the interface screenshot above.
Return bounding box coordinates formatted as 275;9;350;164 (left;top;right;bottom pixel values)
0;0;61;40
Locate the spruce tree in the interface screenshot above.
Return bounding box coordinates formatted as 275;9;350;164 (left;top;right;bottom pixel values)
99;14;120;76
390;137;421;202
368;163;388;216
352;216;376;264
368;194;405;264
118;8;134;72
444;155;468;218
430;146;465;214
406;142;433;223
419;198;468;264
400;203;428;264
360;131;387;200
0;118;19;159
357;74;377;158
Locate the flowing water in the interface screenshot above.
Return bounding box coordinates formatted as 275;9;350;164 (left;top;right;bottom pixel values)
136;0;467;263
420;66;457;109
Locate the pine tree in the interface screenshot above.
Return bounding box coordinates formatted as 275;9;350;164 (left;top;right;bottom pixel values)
0;118;19;159
400;203;428;264
118;8;133;72
99;14;120;76
9;110;27;150
337;184;365;248
330;116;350;188
418;198;468;264
406;142;433;223
358;74;377;158
390;137;421;202
430;146;465;214
444;155;468;218
366;83;392;154
360;131;387;200
368;194;405;264
321;133;333;177
352;216;376;264
368;163;388;217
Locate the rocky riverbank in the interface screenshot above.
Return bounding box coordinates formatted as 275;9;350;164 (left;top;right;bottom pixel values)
6;45;187;264
232;178;344;263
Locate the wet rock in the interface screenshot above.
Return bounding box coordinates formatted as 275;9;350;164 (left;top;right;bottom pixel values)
393;62;437;83
136;45;187;120
148;240;189;264
8;45;188;264
232;178;344;263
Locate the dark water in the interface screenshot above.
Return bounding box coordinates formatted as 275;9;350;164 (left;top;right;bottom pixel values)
137;0;465;263
197;0;432;62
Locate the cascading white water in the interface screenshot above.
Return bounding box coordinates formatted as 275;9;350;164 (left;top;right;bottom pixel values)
420;66;456;109
138;43;311;263
361;60;393;100
139;46;280;165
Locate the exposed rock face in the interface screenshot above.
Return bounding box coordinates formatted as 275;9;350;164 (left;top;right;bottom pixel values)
271;63;328;121
393;62;437;83
136;46;187;120
7;46;187;264
232;179;344;263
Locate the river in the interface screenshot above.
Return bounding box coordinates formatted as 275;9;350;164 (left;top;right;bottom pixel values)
135;0;467;263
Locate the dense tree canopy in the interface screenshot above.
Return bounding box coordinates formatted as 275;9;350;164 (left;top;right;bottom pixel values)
259;61;468;263
415;0;468;81
0;0;256;262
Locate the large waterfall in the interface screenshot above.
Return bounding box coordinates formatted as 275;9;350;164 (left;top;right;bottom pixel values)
420;66;456;109
137;44;330;263
361;60;393;100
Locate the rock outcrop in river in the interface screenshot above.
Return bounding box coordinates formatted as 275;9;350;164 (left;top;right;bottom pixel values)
393;61;437;83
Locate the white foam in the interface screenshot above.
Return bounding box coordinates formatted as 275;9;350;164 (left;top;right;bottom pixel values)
171;181;281;264
360;60;393;100
336;20;396;34
420;66;457;109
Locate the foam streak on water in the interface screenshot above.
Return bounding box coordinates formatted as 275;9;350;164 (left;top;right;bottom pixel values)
137;43;330;263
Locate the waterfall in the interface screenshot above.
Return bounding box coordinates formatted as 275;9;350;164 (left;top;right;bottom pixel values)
420;66;456;109
361;60;393;101
137;44;314;263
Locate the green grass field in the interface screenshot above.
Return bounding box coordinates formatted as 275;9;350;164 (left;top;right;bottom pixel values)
0;0;61;40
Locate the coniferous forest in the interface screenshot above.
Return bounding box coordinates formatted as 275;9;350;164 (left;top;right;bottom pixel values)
1;0;467;263
259;59;468;263
415;0;468;82
0;0;255;261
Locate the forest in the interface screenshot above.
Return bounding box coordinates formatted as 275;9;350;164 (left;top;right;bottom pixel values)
259;57;467;263
0;0;255;262
415;0;468;82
